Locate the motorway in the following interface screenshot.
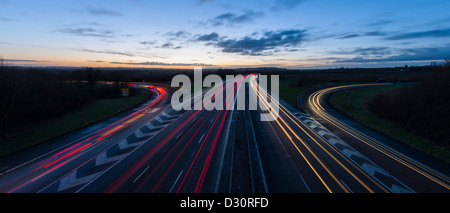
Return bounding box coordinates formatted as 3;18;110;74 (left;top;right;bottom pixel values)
0;85;172;192
0;76;248;193
0;77;449;193
297;84;450;192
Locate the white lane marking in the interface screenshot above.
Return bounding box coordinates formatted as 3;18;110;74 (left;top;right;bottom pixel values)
146;108;159;114
0;167;8;176
316;129;330;136
198;133;205;144
299;112;415;193
118;139;143;150
340;179;353;193
133;166;150;183
155;116;167;124
6;94;166;176
95;152;126;167
328;138;341;146
75;106;184;193
361;163;390;177
58;170;101;192
1;131;97;175
192;116;198;123
391;184;414;193
135;129;154;138
247;108;269;193
298;173;311;193
342;149;363;158
162;112;179;119
169;170;184;193
176;132;183;140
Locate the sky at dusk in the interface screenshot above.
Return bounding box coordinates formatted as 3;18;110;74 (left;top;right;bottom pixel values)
1;0;450;69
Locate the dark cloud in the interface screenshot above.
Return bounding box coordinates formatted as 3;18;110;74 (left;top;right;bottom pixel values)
77;49;164;59
197;0;214;5
196;32;219;41
331;47;391;56
338;34;360;39
335;46;450;63
385;28;450;40
213;29;307;56
86;7;123;16
0;17;14;22
110;61;214;67
159;42;182;49
139;40;182;49
78;49;136;57
364;31;388;36
164;31;191;39
57;27;114;38
142;31;190;49
87;60;106;63
5;59;49;63
330;30;388;40
195;0;303;10
207;11;263;26
367;19;394;27
160;42;173;48
270;0;305;10
0;41;13;45
318;30;387;41
140;40;158;45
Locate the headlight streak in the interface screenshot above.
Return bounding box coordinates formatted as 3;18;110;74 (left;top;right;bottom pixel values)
252;77;388;193
10;76;448;194
249;76;338;193
308;84;450;191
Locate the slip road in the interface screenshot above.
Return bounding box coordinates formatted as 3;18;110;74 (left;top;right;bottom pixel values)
180;197;269;210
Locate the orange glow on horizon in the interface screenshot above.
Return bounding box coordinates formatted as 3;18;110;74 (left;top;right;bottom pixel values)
7;57;307;69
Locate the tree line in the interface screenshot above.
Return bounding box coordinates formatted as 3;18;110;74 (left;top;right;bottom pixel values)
0;62;138;137
367;59;450;149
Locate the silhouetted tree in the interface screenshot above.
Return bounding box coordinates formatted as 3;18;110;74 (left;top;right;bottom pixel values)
444;57;450;68
367;57;450;148
83;67;99;86
0;57;7;67
0;58;28;126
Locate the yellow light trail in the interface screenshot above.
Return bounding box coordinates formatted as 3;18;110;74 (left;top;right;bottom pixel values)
123;113;145;124
253;78;385;193
259;91;380;192
97;124;126;140
250;76;346;193
308;84;450;191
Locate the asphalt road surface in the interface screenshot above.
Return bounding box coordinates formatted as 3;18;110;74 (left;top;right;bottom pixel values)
1;79;449;193
296;84;450;192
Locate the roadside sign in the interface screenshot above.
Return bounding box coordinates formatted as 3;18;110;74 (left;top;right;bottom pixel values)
122;88;129;97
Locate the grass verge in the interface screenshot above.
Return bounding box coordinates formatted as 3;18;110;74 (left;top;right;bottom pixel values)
0;91;150;158
329;86;450;164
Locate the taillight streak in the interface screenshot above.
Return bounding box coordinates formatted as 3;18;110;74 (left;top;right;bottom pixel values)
105;83;228;192
43;143;92;168
32;88;164;173
177;75;246;193
193;76;246;192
